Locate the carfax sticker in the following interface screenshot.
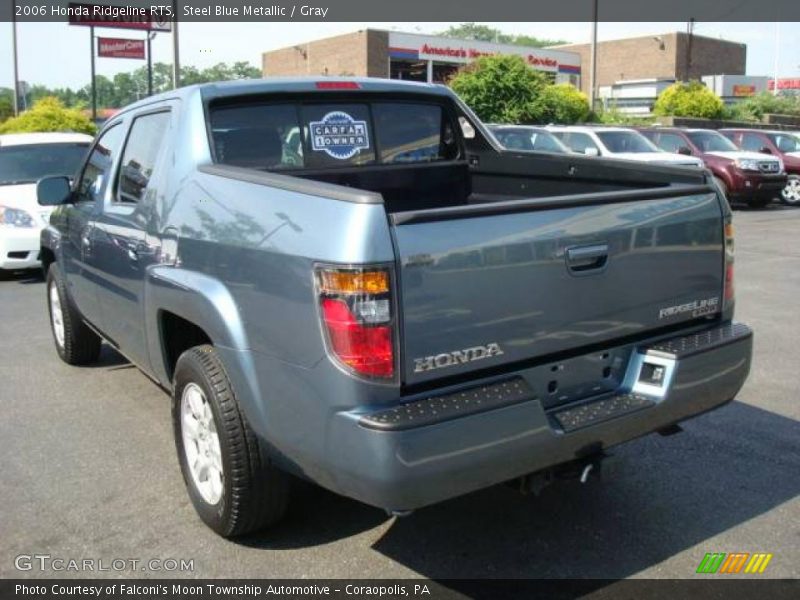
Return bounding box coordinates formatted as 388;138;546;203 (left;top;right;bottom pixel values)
310;111;369;159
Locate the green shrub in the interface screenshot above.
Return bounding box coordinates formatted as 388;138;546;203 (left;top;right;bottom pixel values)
0;97;96;135
653;81;724;119
448;55;550;124
540;84;591;124
724;92;800;122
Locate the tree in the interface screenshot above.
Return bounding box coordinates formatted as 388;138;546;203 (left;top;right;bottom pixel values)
12;61;262;112
653;81;724;119
436;23;567;48
0;97;96;135
0;88;13;123
448;55;550;124
540;84;590;124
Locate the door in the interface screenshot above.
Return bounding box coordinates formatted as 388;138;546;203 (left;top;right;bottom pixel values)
91;109;172;366
62;124;126;327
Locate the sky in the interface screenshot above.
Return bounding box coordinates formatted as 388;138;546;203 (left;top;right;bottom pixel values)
2;21;799;90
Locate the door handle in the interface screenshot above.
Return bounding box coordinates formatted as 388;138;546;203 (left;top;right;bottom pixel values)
81;226;93;256
127;241;155;262
566;244;609;274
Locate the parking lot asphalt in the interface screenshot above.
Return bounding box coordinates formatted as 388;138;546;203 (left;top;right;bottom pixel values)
1;204;798;582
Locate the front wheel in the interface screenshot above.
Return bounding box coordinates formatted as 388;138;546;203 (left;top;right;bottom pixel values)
172;345;289;537
46;264;102;365
781;175;800;206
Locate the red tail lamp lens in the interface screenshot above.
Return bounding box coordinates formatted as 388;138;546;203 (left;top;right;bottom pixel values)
725;263;735;301
320;298;394;378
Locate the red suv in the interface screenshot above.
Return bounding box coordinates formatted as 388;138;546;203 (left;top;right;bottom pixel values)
721;129;800;206
641;128;787;208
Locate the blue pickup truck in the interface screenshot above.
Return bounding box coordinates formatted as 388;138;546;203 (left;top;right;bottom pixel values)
37;78;752;537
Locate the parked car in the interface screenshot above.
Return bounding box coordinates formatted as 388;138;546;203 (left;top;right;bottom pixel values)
0;132;92;272
546;125;705;167
487;124;572;154
38;79;752;537
640;128;786;208
720;129;800;206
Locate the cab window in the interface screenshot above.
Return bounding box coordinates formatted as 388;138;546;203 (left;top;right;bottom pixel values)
117;111;171;204
75;125;125;205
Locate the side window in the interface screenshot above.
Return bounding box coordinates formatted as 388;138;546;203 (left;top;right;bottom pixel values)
657;133;686;153
75;125;125;204
562;132;599;154
372;103;459;164
740;133;765;152
117;111;171;204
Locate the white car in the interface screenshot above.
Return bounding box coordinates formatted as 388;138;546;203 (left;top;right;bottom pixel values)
0;132;92;272
546;126;705;168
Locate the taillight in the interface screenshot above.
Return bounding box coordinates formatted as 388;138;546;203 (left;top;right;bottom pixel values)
315;81;361;90
316;267;395;380
723;222;735;307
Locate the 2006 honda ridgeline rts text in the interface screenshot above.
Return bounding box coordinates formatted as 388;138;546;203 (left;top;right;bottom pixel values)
37;78;752;537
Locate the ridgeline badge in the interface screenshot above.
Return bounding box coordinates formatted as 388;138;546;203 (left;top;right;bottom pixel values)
310;111;369;159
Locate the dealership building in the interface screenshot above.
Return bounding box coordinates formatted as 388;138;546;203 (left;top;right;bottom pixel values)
261;29;582;87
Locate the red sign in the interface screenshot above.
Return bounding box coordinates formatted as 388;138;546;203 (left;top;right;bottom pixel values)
98;37;145;59
68;3;172;31
768;78;800;91
419;43;561;69
733;84;756;97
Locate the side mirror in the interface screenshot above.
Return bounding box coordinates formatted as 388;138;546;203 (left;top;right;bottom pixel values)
677;146;693;156
584;147;600;157
37;176;72;206
759;146;773;155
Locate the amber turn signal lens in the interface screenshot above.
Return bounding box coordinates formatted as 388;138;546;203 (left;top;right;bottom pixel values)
725;223;735;239
318;269;390;295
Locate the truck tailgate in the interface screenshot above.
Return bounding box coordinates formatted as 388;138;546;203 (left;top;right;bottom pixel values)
391;191;724;386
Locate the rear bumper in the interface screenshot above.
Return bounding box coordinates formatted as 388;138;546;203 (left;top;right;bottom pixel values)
325;322;752;511
0;228;42;270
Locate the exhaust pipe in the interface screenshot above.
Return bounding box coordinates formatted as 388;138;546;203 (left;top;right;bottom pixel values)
517;452;609;495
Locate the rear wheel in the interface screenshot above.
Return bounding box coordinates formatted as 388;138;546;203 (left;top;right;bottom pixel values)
172;345;289;537
781;175;800;206
46;264;102;365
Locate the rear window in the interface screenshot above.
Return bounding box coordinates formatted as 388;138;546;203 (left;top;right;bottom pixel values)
209;100;459;170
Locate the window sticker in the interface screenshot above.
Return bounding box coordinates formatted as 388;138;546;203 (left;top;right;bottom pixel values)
309;111;370;160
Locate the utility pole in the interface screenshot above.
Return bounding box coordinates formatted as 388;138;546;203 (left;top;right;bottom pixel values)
589;0;598;111
147;32;156;96
90;26;97;122
685;18;695;81
172;0;180;89
772;22;780;96
11;6;20;116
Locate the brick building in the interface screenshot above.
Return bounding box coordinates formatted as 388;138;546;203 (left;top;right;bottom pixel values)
262;29;582;86
553;32;746;97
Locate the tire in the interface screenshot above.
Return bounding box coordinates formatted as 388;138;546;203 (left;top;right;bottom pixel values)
46;264;102;365
172;345;289;537
781;175;800;206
